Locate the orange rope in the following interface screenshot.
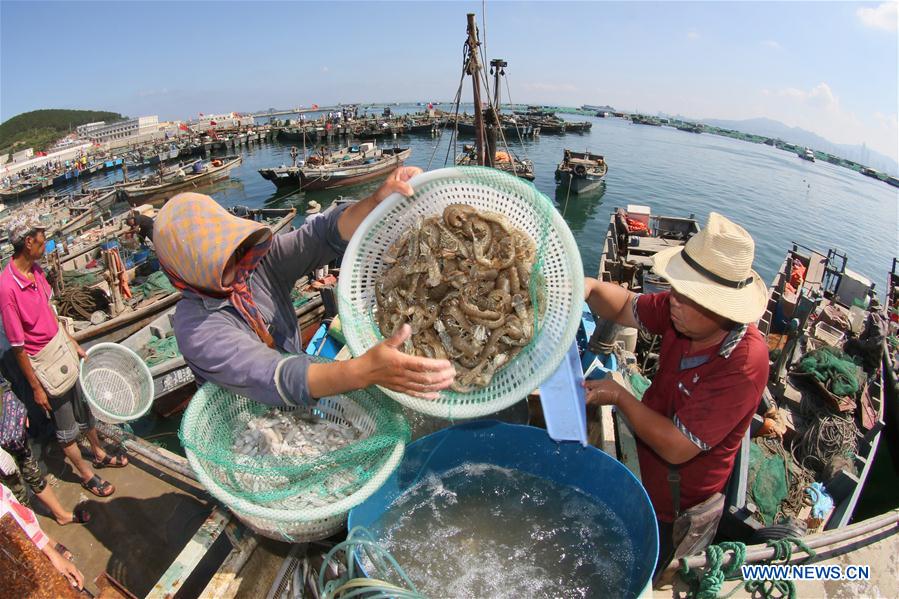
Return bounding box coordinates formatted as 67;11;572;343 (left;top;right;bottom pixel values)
110;248;132;299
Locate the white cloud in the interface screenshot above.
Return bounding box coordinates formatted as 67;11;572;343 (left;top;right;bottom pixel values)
755;82;897;161
760;40;782;50
321;66;329;73
772;83;839;112
856;2;898;31
686;30;700;40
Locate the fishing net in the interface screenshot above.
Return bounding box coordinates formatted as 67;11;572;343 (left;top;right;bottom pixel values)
133;271;177;299
747;443;788;525
337;166;584;419
62;267;105;287
180;357;410;541
797;346;861;398
144;335;180;367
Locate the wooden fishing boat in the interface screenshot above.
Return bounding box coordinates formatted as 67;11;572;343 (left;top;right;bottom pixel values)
799;148;816;162
455;145;535;180
882;259;899;470
555;150;608;194
721;244;885;538
257;143;410;191
120;155;242;206
0;177;52;201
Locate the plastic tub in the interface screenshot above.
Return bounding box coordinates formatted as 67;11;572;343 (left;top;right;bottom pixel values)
349;421;658;597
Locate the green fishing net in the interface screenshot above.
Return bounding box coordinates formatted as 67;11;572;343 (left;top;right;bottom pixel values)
797;346;861;397
134;271;177;299
747;443;788;525
62;267;105;287
179;355;410;515
144;335;180;367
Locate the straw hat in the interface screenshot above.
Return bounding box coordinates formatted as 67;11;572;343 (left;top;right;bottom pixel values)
652;212;767;324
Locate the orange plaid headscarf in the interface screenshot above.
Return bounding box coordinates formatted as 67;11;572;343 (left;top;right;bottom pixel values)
154;193;276;348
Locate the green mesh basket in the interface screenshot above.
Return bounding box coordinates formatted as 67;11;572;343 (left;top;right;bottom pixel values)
337;166;584;419
179;360;410;542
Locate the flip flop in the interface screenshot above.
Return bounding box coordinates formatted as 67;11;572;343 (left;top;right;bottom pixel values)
61;505;91;525
81;474;115;497
92;452;129;469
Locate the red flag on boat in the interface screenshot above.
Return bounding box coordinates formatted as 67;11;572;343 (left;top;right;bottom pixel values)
312;104;319;110
199;112;204;117
179;123;189;131
210;120;217;126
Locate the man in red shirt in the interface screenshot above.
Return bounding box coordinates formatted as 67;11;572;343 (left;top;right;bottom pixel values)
584;212;769;576
0;219;126;498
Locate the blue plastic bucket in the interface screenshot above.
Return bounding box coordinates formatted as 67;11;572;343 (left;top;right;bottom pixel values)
348;420;658;597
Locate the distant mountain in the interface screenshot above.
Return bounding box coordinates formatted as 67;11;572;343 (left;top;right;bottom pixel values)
0;109;125;155
699;117;898;176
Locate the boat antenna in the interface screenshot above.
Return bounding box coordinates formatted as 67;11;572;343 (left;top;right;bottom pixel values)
466;13;486;166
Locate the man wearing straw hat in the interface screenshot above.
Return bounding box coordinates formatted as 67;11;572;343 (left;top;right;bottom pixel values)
583;212;769;576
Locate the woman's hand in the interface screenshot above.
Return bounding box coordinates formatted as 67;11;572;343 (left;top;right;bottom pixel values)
337;166;424;241
45;546;84;589
356;324;455;399
370;166;422;204
583;377;627;407
75;344;87;360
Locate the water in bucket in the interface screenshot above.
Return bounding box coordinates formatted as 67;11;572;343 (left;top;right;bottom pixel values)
367;462;635;598
349;422;658;598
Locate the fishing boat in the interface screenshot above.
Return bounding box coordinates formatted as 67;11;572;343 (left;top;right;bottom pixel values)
257;143;410;191
799;147;816;162
455;145;535;180
631;114;662;126
554;149;608;194
120;155;242;206
0;176;52;201
881;259;899;470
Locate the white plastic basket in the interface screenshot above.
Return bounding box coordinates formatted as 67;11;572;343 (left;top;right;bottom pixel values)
79;343;153;424
338;166;584;419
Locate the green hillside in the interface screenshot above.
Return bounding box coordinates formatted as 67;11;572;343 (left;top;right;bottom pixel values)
0;109;125;155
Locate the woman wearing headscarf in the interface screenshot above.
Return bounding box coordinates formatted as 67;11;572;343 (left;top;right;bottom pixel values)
154;167;455;407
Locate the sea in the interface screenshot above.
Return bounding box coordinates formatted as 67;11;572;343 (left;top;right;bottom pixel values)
73;107;898;295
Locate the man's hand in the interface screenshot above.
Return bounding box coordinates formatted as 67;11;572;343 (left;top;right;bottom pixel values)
583;377;628;407
371;166;422;204
33;385;51;413
356;324;455;399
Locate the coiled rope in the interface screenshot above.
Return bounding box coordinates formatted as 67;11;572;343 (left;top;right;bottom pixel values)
678;537;816;599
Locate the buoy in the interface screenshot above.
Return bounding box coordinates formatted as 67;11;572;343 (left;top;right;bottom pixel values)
306;200;321;214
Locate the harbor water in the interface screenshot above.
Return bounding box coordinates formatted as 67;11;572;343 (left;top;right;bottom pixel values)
66;109;896;295
367;463;635;599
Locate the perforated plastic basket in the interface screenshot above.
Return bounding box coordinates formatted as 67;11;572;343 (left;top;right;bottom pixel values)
181;381;408;542
338;166;584;419
79;343;153;424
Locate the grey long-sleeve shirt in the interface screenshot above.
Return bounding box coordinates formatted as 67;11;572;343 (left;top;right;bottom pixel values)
172;204;349;407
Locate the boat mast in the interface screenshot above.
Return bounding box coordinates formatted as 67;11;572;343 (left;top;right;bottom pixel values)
466;13;486;166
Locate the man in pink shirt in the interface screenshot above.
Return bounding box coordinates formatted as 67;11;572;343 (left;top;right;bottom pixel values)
0;218;127;498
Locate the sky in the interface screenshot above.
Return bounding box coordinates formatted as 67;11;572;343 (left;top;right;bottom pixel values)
1;1;897;161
